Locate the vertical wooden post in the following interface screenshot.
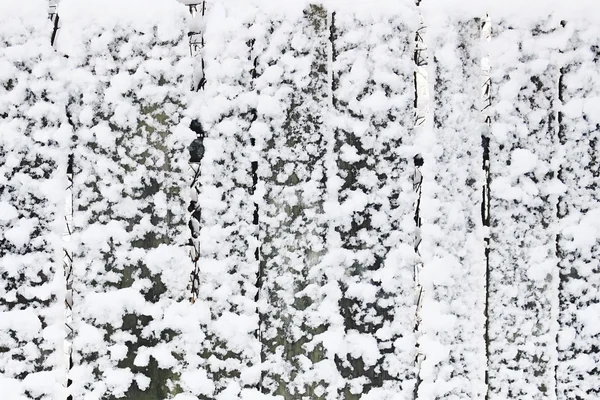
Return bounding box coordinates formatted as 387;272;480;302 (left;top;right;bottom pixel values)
556;21;600;400
330;5;419;398
189;1;261;397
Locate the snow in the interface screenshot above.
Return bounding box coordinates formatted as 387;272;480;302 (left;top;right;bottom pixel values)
0;1;67;398
2;0;600;399
417;13;487;400
423;0;600;23
555;21;600;399
52;0;194;397
181;369;216;397
0;0;42;18
486;14;562;399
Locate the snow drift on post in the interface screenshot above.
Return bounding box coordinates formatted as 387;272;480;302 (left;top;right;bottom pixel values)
257;4;331;398
187;1;262;397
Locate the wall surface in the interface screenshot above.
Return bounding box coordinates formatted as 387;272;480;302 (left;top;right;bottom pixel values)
0;0;599;399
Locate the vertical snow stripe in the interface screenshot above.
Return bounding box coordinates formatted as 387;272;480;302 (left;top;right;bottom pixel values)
556;22;600;400
0;2;68;398
487;17;561;399
257;4;330;398
330;7;418;399
60;2;193;398
192;1;261;396
419;14;487;400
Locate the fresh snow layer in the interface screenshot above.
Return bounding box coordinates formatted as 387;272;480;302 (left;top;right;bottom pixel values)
417;17;487;400
2;0;600;399
0;0;44;16
55;0;194;398
487;16;561;400
60;0;187;23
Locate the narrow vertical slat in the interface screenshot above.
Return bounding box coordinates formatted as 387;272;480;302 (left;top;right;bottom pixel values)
487;17;561;399
418;13;487;400
330;6;418;399
557;22;600;400
0;1;67;398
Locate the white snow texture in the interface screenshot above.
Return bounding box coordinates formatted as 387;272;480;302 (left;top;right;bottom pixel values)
1;0;599;399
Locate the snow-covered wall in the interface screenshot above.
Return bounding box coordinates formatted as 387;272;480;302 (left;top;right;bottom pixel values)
329;7;419;399
1;0;600;399
556;19;600;400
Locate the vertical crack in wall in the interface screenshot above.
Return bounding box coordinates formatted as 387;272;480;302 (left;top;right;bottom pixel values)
257;20;279;395
187;2;205;303
413;3;428;396
189;2;206;89
481;14;492;400
65;110;74;400
329;10;337;106
412;153;424;400
247;35;262;393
